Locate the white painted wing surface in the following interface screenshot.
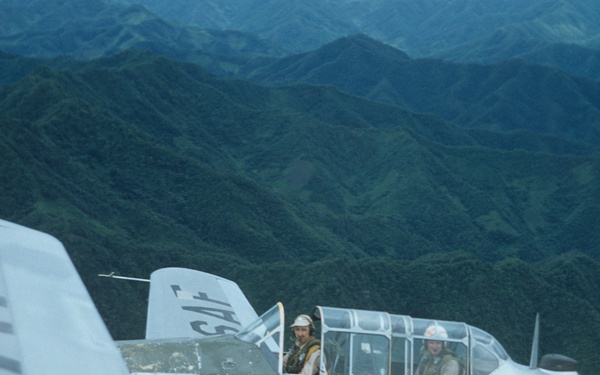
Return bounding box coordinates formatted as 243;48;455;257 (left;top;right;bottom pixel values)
0;219;129;375
145;267;259;340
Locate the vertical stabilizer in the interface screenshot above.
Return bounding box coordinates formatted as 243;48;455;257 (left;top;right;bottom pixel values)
145;268;259;340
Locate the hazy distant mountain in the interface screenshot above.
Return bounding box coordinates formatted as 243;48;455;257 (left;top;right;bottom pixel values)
441;30;600;80
116;0;600;78
114;0;359;52
240;35;600;150
3;0;600;81
0;0;284;62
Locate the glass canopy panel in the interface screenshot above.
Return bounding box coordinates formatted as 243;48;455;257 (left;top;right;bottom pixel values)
236;303;284;346
412;318;468;342
390;314;412;375
389;314;411;336
469;325;509;375
412;318;469;375
352;333;390;375
235;303;285;373
320;307;353;330
354;309;390;332
469;326;509;360
324;331;351;375
318;307;392;375
315;307;517;375
471;343;500;375
319;306;391;333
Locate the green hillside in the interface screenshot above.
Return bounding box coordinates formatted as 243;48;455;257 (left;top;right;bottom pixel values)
242;35;600;150
1;51;599;373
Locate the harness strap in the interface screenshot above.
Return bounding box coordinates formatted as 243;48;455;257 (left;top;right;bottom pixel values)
285;339;321;373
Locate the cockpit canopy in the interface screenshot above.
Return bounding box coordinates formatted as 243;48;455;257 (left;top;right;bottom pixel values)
237;304;511;375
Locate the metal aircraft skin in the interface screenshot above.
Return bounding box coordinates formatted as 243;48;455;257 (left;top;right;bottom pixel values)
0;218;580;375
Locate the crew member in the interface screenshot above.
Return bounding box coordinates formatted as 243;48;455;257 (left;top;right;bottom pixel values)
416;323;460;375
283;314;321;375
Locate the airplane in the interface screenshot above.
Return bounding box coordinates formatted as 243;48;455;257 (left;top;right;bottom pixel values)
0;218;580;375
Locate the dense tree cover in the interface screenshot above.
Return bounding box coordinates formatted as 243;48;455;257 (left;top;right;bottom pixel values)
242;35;600;151
1;51;599;373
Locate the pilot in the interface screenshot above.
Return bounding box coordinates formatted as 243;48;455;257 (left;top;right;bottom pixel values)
283;314;322;375
416;324;459;375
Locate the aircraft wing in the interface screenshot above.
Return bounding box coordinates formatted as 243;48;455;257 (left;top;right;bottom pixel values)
145;267;259;340
0;219;129;375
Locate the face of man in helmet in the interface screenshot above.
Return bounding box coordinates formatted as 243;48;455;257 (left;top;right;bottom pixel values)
293;325;312;345
426;340;444;357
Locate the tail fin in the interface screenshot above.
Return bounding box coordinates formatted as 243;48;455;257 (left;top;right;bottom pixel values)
529;313;540;369
145;268;259;339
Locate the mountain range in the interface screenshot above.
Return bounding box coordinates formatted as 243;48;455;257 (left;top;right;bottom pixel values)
1;1;600;373
114;0;600;52
1;50;599;373
240;34;600;150
116;0;600;79
2;0;600;80
0;0;284;62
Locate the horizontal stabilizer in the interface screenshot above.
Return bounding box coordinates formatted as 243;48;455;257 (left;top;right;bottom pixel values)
0;219;129;375
145;267;259;340
540;354;578;372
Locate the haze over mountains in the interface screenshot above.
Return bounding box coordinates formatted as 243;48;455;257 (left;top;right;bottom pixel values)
116;0;600;79
241;35;600;149
115;0;600;52
3;0;600;79
1;1;600;374
0;0;284;63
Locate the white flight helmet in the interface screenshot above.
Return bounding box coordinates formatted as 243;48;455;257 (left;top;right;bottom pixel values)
424;323;448;340
291;314;315;335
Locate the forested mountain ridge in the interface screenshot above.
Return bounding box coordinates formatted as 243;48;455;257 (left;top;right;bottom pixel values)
116;0;600;79
241;34;600;150
1;51;599;372
2;1;600;373
4;32;600;155
442;34;600;80
0;0;284;62
3;0;600;81
115;0;600;53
